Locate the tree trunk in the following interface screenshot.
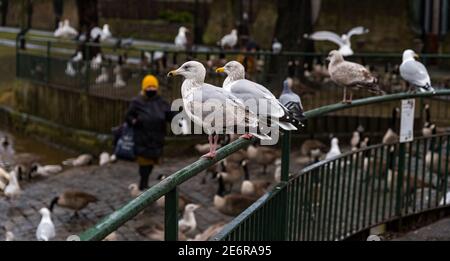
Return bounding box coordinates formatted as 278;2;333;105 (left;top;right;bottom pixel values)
76;0;99;31
269;0;314;85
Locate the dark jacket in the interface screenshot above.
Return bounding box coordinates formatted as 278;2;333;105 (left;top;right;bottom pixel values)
125;94;174;159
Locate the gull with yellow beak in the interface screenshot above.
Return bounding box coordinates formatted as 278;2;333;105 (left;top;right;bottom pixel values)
216;61;301;130
168;61;271;159
400;49;435;93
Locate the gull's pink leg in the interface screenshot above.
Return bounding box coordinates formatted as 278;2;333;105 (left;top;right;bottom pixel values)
240;133;253;140
202;135;216;159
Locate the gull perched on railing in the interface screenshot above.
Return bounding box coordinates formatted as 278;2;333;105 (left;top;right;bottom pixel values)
400;49;435;93
218;29;238;49
54;19;78;39
279;77;306;124
168;61;271;158
216;61;302;130
175;26;189;50
304;26;369;56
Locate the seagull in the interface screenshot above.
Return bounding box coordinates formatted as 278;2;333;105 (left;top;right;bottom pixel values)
168;61;271;158
350;131;360;150
304;26;369;56
53;21;64;37
219;29;238;49
216;61;302;130
400;49;435;93
95;67;109;84
72;51;83;62
178;203;200;235
90;26;103;41
56;19;78;39
325;137;341;160
101;24;112;42
99;152;111;166
327;50;384;103
175;26;189;50
90;53;102;70
113;65;126;88
279;77;306;124
36;208;56;241
439;192;450;206
272;38;282;54
65;62;76;77
5;231;14;241
4;167;21;199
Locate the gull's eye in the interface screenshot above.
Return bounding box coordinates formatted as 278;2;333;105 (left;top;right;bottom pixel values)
183;65;190;70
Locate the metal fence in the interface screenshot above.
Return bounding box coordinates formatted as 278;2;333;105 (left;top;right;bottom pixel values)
78;90;450;241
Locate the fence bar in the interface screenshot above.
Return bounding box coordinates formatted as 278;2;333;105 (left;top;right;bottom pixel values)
164;187;179;241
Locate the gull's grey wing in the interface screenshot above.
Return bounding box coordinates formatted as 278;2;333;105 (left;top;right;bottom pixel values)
306;31;344;47
400;60;431;87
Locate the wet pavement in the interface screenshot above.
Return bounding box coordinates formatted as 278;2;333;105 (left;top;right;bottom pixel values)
392;217;450;241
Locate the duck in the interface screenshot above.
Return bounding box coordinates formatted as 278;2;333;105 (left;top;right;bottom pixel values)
382;107;400;145
246;144;280;175
240;161;271;197
191;222;226;241
214;174;257;216
29;163;62;177
155;175;190;212
178;203;200;235
36;208;55;241
4;167;21;199
128;183;142;198
325;137;341;160
62;154;93;167
50;190;98;217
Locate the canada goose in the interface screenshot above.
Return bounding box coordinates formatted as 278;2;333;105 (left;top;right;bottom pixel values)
201;160;226;185
11;153;40;180
382;107;400;145
178;203;200;235
240;161;271;197
217;160;247;191
192;222;226;241
214;174;257;216
4;167;21;199
325;137;341;160
5;231;14;241
29;163;62;177
246;144;280;174
128;183;142;197
156;175;190;212
50;190;98;217
62;154;93;167
36;208;55;241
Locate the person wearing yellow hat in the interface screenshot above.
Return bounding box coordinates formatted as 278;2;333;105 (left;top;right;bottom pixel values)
123;74;175;190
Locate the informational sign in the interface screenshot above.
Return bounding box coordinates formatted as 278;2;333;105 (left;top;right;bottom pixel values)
400;99;415;143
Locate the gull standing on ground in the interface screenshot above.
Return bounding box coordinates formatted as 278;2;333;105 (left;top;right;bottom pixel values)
36;208;56;241
168;61;270;158
400;49;435;93
279;77;306;123
219;29;238;49
327;50;383;103
175;26;189;50
304;26;369;56
325;137;341;160
216;61;302;130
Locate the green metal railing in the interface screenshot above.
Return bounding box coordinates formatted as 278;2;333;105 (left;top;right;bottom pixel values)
79;90;450;241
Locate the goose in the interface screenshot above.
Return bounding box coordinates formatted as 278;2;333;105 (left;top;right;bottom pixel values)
400;49;435;93
36;208;55;241
4;167;21;199
95;67;109;84
218;29;238;49
325;137;341;160
5;231;14;241
128;183;142;198
50;190;98;217
155;175;190;211
246;144;280;175
216;61;302;130
214;174;257;216
62;154;93;167
304;26;369;57
99;152;111;166
191;222;226;241
29;163;62;177
240;160;271;197
327;50;383;103
382;107;400;145
217;160;247;191
174;26;188;50
178;203;200;235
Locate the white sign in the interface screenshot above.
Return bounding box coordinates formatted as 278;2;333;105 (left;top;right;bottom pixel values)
400;99;415;143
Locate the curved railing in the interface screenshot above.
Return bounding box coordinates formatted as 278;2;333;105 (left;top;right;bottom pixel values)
78;89;450;241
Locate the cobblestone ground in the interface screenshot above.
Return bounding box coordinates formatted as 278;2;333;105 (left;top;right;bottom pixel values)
391;217;450;241
0;153;295;241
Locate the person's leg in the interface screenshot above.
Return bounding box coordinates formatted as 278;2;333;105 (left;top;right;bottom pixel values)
139;165;154;190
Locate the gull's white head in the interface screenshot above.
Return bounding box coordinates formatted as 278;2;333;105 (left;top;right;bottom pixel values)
402;49;418;62
215;61;245;79
63;19;69;26
58;21;63;28
179;26;188;34
231;29;238;35
103;24;109;31
168;61;206;83
39;207;51;217
331;137;339;147
327;50;344;64
184;203;200;213
128;183;138;191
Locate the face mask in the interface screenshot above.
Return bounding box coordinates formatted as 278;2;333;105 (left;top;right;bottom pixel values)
145;90;157;98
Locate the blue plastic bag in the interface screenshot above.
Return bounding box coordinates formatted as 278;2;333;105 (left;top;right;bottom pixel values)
114;123;136;161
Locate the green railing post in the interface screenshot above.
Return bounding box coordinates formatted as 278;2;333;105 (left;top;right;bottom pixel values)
395;142;406;217
278;131;291;240
164;187;179;241
46;41;51;83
